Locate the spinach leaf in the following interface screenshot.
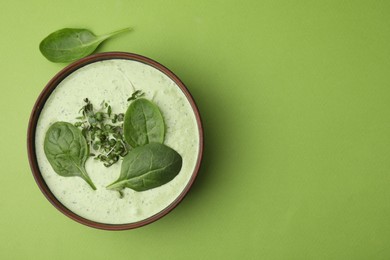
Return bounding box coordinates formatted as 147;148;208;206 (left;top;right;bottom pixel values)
39;27;131;63
106;143;182;192
127;90;144;102
44;122;96;190
123;98;165;148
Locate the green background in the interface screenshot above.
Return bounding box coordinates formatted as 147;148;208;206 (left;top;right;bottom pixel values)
1;0;390;259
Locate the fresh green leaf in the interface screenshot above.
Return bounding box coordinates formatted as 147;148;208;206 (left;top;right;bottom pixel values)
39;27;132;63
44;122;96;190
123;98;165;148
106;143;182;192
127;90;144;101
107;105;112;117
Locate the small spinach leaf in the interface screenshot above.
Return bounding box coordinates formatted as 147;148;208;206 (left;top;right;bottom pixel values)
44;122;96;190
123;98;165;148
127;90;144;102
39;27;131;63
106;143;182;192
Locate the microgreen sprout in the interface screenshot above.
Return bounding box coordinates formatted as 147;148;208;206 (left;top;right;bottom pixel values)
74;98;129;167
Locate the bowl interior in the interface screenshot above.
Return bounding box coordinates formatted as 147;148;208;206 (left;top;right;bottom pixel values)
27;52;203;230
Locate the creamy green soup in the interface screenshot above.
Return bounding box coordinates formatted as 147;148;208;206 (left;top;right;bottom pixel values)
35;59;199;224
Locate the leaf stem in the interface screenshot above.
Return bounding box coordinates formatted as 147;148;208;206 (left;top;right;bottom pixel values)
80;168;97;190
106;180;127;190
101;27;132;39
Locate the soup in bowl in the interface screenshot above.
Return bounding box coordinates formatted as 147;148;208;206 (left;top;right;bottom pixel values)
27;52;203;230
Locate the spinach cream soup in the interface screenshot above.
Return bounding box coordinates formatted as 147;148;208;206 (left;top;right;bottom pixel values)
35;59;200;224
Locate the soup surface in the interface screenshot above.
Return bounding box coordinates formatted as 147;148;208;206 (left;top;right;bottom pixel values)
35;59;199;224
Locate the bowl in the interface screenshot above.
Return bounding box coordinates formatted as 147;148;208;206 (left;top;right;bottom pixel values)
27;52;203;230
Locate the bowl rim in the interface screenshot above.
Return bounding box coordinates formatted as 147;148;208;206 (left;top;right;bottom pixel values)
27;52;204;230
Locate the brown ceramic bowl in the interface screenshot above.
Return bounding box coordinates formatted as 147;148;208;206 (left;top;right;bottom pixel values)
27;52;203;230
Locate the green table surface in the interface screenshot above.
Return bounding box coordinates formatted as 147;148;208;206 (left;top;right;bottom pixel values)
2;1;390;259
